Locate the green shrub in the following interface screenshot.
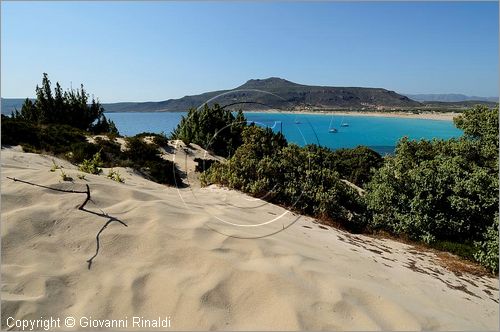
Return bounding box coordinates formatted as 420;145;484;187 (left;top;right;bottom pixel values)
473;215;499;273
125;136;160;162
21;144;38;153
328;146;383;187
131;132;169;148
107;169;124;183
430;241;476;261
68;142;99;163
365;106;499;272
134;132;159;138
366;138;498;243
194;158;218;173
0;116;38;146
79;151;103;174
145;160;182;186
454;104;499;168
171;104;247;157
50;159;62;172
1;116;88;155
124;136;183;185
303;145;383;188
201;126;366;231
93;137;124;167
152;132;170;148
90;114;119;135
60;169;73;182
38;125;88;154
2;113;183;187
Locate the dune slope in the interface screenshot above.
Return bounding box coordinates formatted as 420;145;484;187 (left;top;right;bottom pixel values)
1;148;498;330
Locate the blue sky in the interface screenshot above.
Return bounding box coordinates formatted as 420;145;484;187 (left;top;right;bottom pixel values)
2;1;498;102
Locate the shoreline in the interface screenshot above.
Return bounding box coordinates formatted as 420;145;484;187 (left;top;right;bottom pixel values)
103;109;461;121
242;109;460;121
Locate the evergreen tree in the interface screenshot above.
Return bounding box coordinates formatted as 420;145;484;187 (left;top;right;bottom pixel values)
14;73;117;135
171;104;248;157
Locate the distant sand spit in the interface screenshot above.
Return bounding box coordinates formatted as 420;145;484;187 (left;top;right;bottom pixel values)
244;110;460;121
1;147;498;330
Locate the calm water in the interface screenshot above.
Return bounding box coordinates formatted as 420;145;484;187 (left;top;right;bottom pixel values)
105;112;462;155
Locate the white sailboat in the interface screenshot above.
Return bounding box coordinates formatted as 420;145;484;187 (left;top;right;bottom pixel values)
340;116;349;127
328;114;338;133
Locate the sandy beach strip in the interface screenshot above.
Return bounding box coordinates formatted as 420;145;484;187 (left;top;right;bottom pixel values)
243;109;460;121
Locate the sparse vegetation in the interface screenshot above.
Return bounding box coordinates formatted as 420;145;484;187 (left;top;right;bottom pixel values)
107;169;124;183
79;151;103;175
59;169;73;182
50;159;62;172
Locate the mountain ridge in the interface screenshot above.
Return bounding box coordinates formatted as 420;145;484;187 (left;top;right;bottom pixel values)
2;78;497;114
123;77;421;112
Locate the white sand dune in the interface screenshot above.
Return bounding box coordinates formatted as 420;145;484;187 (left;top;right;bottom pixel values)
1;147;498;330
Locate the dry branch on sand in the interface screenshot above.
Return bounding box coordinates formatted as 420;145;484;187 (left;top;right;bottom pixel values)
6;176;127;269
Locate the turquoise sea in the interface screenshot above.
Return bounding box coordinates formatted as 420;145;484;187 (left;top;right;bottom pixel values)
105;112;462;155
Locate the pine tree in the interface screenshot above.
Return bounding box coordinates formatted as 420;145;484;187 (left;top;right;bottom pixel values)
13;73;118;135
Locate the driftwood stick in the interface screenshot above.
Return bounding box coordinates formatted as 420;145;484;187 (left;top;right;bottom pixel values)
7;176;88;194
86;217;127;270
78;184;91;210
7;176;127;269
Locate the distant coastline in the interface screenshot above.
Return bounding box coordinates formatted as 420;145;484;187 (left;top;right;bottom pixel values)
243;109;460;121
101;109;460;121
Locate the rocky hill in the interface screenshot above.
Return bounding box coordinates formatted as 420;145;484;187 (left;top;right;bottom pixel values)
7;78;497;114
100;78;420;112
